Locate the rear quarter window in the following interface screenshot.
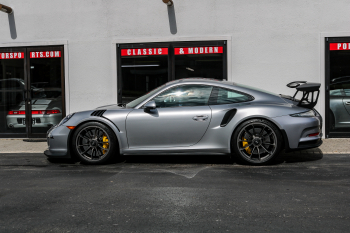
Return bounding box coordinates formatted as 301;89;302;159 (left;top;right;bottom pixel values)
210;87;253;105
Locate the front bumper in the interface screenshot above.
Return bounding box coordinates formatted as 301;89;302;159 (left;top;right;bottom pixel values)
44;125;71;158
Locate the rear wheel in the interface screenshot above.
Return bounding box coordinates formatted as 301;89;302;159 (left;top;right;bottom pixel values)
232;119;283;165
72;122;118;164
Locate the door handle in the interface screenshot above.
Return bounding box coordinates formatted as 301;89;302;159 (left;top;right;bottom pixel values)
193;115;209;121
346;102;350;105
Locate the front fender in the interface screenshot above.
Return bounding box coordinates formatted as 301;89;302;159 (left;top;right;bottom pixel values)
66;116;127;153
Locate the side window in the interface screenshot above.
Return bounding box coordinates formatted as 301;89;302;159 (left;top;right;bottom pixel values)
330;83;344;96
211;87;252;104
342;82;350;97
330;78;350;96
153;85;213;108
6;80;21;89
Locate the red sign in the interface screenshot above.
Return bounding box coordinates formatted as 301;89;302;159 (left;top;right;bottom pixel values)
30;51;61;58
0;52;24;59
121;48;168;56
174;46;223;55
330;43;350;51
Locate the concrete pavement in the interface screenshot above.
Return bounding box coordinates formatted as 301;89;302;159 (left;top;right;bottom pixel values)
0;152;349;232
0;138;349;154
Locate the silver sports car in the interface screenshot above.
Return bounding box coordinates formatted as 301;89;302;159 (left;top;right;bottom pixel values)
45;78;322;165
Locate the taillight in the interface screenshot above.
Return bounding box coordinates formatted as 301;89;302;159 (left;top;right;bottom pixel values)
8;111;26;115
32;110;45;114
8;110;61;115
45;110;61;114
308;132;320;137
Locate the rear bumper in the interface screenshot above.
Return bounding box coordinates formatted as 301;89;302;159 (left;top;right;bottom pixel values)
7;114;61;128
284;137;323;152
274;113;323;150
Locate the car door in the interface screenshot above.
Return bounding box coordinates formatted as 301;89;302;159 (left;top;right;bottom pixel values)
125;84;213;148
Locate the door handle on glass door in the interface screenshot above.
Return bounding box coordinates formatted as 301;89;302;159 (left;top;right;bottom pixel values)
193;115;209;121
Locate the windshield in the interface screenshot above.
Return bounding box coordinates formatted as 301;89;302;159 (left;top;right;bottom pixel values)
126;85;165;108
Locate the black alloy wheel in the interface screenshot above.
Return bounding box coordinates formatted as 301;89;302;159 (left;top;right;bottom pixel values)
72;122;118;164
232;119;283;165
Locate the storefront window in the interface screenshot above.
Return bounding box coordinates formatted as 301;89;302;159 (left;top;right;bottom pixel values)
174;46;224;80
328;42;350;135
118;42;226;103
120;48;168;104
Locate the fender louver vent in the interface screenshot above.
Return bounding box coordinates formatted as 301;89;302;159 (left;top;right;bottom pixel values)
91;110;106;117
220;109;237;127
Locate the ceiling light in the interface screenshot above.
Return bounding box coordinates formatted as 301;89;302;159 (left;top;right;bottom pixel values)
0;4;13;14
162;0;173;6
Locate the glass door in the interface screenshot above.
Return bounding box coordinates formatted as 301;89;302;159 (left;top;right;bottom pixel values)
27;46;65;137
0;48;27;137
326;38;350;138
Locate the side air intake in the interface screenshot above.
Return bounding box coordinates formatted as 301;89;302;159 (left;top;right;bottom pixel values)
91;110;106;117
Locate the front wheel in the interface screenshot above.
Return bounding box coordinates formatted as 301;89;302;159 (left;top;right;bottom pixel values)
232;119;283;165
72;122;118;164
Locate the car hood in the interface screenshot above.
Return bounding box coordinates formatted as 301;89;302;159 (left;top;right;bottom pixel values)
95;104;126;110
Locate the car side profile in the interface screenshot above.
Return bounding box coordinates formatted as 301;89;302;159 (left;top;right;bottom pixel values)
45;78;322;165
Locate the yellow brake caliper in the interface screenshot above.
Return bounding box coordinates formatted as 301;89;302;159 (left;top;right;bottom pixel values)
242;137;251;154
102;135;109;154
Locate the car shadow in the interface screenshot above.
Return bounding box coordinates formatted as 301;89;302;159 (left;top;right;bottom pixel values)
277;149;324;164
47;149;324;166
119;154;233;165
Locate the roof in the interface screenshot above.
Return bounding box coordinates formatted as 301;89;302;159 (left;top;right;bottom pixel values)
165;77;235;86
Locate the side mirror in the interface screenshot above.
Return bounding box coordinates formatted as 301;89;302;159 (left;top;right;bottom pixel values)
144;100;156;112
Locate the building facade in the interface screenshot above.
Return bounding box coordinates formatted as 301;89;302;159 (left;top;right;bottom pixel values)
0;0;349;138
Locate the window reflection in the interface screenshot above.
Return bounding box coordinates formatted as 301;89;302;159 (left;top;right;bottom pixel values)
329;46;350;133
121;54;168;104
0;58;26;134
153;85;213;108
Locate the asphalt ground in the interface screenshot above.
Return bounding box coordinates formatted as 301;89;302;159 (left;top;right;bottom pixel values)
0;153;349;233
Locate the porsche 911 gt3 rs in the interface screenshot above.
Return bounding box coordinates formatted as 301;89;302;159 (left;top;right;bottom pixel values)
45;78;322;165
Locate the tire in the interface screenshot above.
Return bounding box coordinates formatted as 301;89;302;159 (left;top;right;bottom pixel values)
72;122;118;164
232;119;283;165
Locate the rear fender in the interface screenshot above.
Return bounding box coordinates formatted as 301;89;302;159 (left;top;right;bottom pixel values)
227;115;285;152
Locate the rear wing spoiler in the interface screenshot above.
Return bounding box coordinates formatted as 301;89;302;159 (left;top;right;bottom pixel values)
285;81;321;109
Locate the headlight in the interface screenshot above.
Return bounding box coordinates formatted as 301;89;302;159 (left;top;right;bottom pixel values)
57;113;75;126
290;110;316;117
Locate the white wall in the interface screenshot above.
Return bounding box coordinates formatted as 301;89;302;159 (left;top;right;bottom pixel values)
0;0;349;126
